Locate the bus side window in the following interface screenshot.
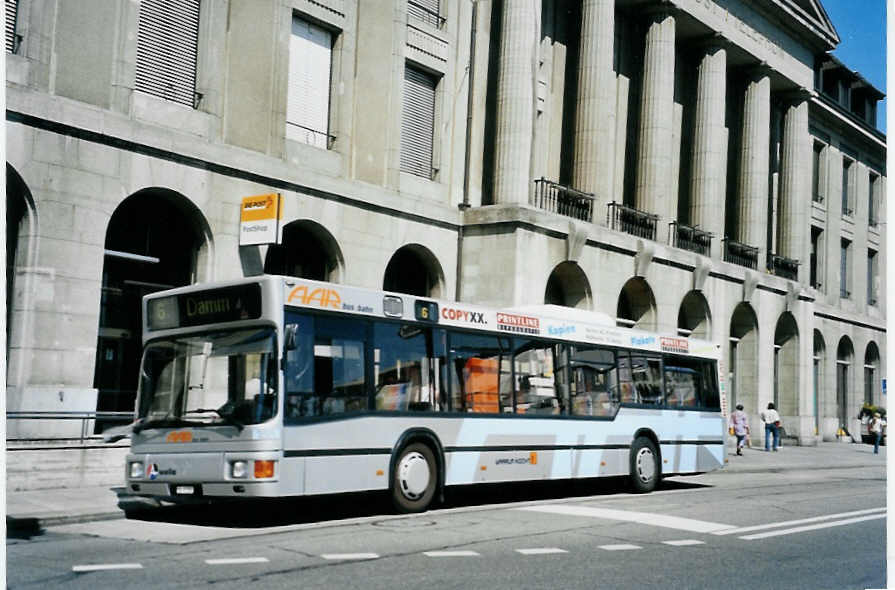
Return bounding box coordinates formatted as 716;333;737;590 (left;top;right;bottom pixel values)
284;314;315;422
447;333;510;414
631;355;663;405
513;340;559;415
569;346;618;417
372;322;431;412
617;352;635;403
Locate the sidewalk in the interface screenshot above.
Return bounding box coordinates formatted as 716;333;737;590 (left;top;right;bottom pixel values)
5;441;885;533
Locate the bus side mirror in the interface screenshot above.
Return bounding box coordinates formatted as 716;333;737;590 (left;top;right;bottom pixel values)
284;324;298;351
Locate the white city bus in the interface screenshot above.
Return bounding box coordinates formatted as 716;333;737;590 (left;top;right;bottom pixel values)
124;275;726;513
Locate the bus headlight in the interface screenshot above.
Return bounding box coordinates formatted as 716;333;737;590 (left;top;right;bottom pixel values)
230;460;248;479
130;462;144;479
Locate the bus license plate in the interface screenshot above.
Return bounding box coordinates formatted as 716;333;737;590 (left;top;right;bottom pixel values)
175;485;195;495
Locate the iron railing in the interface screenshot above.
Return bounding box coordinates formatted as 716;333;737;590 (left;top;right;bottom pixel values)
407;0;446;28
723;238;759;269
286;122;336;149
767;253;799;281
670;222;712;256
531;178;595;222
607;202;658;240
7;411;134;443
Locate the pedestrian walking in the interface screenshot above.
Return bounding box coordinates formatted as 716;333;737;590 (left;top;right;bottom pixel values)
729;404;750;456
760;402;781;451
869;412;884;454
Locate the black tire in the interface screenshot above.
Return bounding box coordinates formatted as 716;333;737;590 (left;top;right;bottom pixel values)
391;442;437;513
629;436;660;493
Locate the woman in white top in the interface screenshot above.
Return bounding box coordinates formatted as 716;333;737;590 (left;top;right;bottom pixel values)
760;402;781;451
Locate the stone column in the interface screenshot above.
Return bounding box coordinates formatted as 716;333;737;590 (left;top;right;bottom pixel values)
493;0;539;205
635;8;676;241
572;0;615;216
736;65;771;269
689;37;727;252
778;89;811;282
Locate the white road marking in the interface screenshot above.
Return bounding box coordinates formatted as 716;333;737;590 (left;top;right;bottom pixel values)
516;548;568;555
423;551;481;557
205;557;270;565
739;514;886;540
662;540;705;546
516;504;732;533
713;507;886;536
320;553;379;560
599;544;641;551
72;563;143;572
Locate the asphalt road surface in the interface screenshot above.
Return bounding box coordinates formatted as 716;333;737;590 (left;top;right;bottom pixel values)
7;462;886;590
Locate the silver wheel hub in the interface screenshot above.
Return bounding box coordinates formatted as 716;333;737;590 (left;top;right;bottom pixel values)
635;447;655;483
398;452;430;500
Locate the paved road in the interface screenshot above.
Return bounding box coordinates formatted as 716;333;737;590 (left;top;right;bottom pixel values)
7;462;886;590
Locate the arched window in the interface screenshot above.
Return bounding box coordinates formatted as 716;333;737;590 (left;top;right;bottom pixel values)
678;290;711;339
616;277;655;330
264;220;343;282
836;337;855;428
864;342;881;406
773;312;799;416
729;303;758;412
383;244;445;298
94;190;211;430
544;262;592;309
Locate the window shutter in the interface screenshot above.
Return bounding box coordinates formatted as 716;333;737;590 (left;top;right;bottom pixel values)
6;0;18;54
401;65;437;179
135;0;200;107
287;17;332;149
408;0;441;27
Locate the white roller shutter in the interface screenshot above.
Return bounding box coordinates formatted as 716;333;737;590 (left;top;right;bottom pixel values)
134;0;200;107
6;0;18;54
401;65;437;179
287;17;332;149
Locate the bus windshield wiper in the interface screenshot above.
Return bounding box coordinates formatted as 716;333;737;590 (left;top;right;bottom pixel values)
132;416;188;434
184;407;245;432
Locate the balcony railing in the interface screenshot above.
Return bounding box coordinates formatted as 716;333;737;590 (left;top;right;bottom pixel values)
767;253;799;281
531;178;595;222
286;122;336;149
722;238;758;269
607;202;658;240
670;222;712;256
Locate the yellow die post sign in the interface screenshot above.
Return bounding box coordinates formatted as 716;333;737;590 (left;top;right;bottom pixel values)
239;193;282;246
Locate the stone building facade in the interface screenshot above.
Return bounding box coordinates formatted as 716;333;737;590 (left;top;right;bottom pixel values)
5;0;886;444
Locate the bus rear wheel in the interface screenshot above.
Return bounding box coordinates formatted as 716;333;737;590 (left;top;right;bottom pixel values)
392;442;437;513
629;436;659;493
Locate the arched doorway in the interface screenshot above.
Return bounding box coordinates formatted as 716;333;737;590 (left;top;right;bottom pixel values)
677;290;711;339
864;342;880;406
93;190;212;429
382;244;445;297
729;303;759;413
616;277;655;330
773;312;799;416
544;262;591;309
6;165;35;366
813;330;825;436
264;220;344;282
836;336;854;430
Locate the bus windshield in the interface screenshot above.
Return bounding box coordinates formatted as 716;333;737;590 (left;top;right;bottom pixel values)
135;328;278;431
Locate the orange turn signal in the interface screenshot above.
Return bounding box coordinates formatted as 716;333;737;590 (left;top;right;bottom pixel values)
254;460;275;478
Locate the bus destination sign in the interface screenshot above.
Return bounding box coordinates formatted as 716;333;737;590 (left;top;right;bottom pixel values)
147;284;263;330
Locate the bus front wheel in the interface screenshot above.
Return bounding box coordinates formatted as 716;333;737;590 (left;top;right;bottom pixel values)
392;442;437;513
629;436;660;493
